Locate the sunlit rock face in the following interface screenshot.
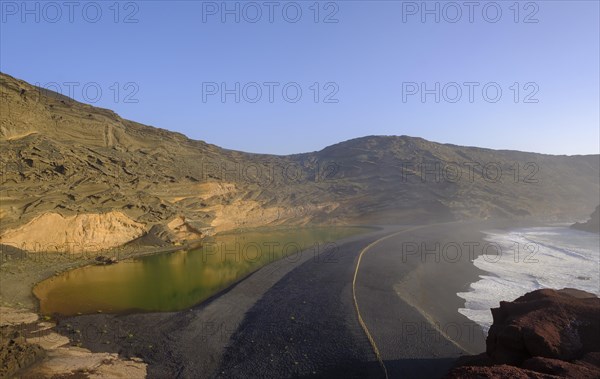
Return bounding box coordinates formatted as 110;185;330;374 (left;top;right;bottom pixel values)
0;212;146;252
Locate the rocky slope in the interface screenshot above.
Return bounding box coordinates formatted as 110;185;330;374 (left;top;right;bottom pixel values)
1;72;599;252
572;205;600;233
446;289;600;378
0;307;146;378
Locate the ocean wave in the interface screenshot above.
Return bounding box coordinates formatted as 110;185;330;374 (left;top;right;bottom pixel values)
458;227;599;334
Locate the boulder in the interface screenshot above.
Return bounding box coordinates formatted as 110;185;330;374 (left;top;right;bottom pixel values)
487;289;599;364
447;288;600;378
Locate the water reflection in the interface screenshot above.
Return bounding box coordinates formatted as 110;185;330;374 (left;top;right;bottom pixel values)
35;226;371;315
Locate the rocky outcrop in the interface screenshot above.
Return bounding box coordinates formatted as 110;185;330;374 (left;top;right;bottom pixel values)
447;289;600;378
0;323;45;378
166;216;205;241
572;205;600;233
0;307;146;378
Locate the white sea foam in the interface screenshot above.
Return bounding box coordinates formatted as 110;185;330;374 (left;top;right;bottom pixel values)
458;227;599;333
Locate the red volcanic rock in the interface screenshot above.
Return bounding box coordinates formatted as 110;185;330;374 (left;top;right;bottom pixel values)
447;364;558;378
522;355;600;379
487;289;599;364
446;288;600;378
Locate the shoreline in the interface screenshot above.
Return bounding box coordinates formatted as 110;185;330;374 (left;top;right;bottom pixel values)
33;225;380;319
4;223;358;313
458;224;600;333
1;220;552;378
352;221;490;378
53;227;392;378
0;225;384;377
0;240;202;378
0;218;550;315
0;240;203;313
351;219;556;378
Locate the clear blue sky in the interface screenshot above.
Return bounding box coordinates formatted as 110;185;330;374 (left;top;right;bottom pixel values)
1;1;598;155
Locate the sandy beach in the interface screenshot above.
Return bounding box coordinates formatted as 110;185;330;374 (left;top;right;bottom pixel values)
354;222;495;378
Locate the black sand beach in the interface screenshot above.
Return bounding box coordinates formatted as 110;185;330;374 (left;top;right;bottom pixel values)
55;221;517;378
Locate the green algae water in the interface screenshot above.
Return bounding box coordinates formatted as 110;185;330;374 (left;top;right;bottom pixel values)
34;226;372;316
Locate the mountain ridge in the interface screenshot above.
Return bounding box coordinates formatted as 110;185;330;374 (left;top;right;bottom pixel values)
4;73;596;158
1;72;599;252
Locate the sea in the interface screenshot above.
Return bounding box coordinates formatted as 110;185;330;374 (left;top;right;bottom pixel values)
458;226;600;334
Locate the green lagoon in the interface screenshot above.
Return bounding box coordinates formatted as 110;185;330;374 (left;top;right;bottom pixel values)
35;226;372;316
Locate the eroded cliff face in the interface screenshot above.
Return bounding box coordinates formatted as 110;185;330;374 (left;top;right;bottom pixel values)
446;289;600;379
0;212;146;252
2;72;599;253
